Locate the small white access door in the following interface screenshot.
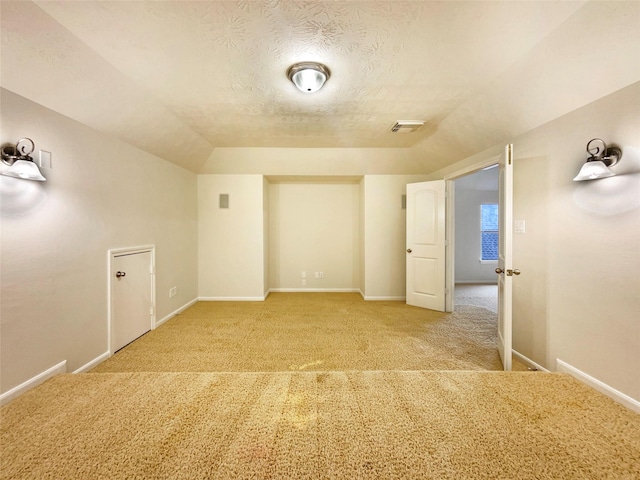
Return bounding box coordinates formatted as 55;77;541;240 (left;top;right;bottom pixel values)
110;247;155;353
406;180;446;311
496;145;515;371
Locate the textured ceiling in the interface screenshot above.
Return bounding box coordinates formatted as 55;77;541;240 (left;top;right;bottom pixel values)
1;1;639;173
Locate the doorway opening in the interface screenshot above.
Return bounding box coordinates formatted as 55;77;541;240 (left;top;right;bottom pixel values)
448;165;499;313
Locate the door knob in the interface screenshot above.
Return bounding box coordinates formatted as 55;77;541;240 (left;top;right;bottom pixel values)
116;271;126;278
406;248;412;253
496;268;521;276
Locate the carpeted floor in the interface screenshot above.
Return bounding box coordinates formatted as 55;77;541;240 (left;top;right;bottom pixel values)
2;293;637;479
93;293;505;373
2;371;639;479
455;283;498;313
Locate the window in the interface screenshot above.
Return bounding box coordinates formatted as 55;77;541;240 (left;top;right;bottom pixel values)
480;203;498;261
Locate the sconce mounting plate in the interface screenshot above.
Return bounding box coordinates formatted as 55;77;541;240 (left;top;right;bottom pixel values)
586;138;621;167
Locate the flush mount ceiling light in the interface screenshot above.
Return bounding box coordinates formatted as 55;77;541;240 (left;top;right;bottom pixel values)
573;138;622;181
287;62;330;93
1;137;46;182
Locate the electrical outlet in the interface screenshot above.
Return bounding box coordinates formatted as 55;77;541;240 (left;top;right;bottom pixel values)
301;271;306;279
169;287;177;298
319;272;324;279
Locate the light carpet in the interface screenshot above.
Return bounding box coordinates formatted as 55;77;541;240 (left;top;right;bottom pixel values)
93;293;506;373
2;371;639;479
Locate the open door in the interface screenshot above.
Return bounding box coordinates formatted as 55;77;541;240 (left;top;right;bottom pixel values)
406;180;446;311
496;144;516;371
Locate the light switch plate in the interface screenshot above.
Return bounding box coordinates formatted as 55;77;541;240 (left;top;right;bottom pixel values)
514;220;526;234
39;150;52;169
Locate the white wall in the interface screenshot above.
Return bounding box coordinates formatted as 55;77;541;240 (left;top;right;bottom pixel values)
0;89;198;394
197;175;266;300
454;168;499;283
428;82;640;402
362;175;429;299
269;182;360;291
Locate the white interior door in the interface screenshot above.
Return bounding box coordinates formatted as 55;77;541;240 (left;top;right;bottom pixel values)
497;144;514;371
406;180;446;311
111;250;153;352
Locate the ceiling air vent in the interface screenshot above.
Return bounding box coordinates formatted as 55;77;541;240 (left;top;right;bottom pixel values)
390;121;424;134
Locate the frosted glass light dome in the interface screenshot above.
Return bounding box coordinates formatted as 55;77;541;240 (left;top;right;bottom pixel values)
287;62;330;93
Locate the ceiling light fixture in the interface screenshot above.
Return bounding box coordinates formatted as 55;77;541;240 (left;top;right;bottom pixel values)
573;138;622;181
287;62;330;93
1;138;46;182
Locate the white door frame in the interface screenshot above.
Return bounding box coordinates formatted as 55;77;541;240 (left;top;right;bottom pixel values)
107;245;156;355
443;155;503;312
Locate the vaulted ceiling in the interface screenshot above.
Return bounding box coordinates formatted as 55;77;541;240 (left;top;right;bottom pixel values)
1;1;639;173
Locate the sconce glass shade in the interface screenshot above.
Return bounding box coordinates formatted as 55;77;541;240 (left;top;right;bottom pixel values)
573;160;615;181
1;158;46;181
287;62;330;93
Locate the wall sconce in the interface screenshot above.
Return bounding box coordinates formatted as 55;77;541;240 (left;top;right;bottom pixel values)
287;62;330;93
1;138;46;181
573;138;622;181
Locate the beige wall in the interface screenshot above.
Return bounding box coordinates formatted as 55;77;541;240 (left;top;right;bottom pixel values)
429;82;640;401
0;89;198;393
198;175;426;298
268;182;360;291
362;175;429;299
197;174;266;299
201;147;424;175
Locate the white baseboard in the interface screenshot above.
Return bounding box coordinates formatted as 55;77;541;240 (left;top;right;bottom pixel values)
269;288;361;293
512;350;549;372
0;360;67;405
199;296;267;301
73;351;110;373
363;295;406;301
156;297;198;327
200;290;365;300
556;359;640;413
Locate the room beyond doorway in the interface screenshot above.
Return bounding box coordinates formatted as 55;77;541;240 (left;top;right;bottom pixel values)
454;284;497;313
